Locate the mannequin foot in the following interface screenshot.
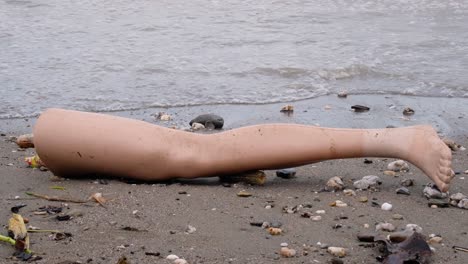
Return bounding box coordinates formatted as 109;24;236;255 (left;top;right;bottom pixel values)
407;126;453;192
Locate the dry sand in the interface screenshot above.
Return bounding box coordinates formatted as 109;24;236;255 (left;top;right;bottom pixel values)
0;95;467;264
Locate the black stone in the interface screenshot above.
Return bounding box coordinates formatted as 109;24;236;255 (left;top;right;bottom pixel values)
189;114;224;129
351;105;370;112
276;168;296;179
396;187;411;195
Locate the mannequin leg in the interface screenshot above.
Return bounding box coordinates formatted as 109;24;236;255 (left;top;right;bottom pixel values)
33;108;453;191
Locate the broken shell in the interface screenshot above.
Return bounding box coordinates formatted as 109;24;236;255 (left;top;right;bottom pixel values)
428;236;443;244
191;122;205;130
310;216;322;221
392;214;404;220
405;224;423;233
376;222;395;232
400;178;414;187
280;247;296;258
396;187;410;195
351;105;370;112
330;200;347;207
326;176;345;191
383;170;397;177
280;105;294;113
358;196;368;203
343;189;356;196
185;225;196;234
237;190;252;197
443;138;459;151
219;171;266;185
276;168;296;179
450;193;467;203
387;160;409;172
16;134;34;148
337;91;348;98
423;183;447;199
268;227;282;235
353;175;382;190
327;247;347;257
381;202;393;211
315;210;326;214
166;255;179;260
458;198;468;209
402;107;415;116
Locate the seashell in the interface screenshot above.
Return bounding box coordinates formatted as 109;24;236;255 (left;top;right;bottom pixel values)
396;187;410;195
280;247;296;257
353;175;382;189
268;227;282;235
402;107;415;116
276;168;296;179
326;176;345;191
191;122;205;130
343;189;355;196
174;259;188;264
400;178;414;187
383;170;397;177
166;255;179;260
237;190;252;197
310;216;322;221
423;183;447;199
405;224;423;233
351;105;370;112
330;200;347;207
376;222;395;232
387;160;409;172
337;91;348;98
327;247;347;257
280;105;294;113
458;198;468;209
16;134;34;148
381;202;393;211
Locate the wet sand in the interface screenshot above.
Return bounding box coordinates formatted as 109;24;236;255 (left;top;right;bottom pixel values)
0;95;467;263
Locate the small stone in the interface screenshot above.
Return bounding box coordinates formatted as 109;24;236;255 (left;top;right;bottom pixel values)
265;205;272;209
330;258;344;264
191;122;205;131
396;187;410;195
357;233;376;242
268;227;282;235
392;214;404;220
450;193;467;202
400;178;414;187
270;221;282;228
458;198;468;209
381;202;393;211
388;230;414;243
405;224;422;233
280;105;294;113
384;170;397;177
351;105;370;112
364;223;370;229
375;223;395;232
185;225;196;234
358;196;368;203
237;190;252;197
387;160;409;172
428;236;443;244
330;200;347;207
317;242;329;249
166;254;179;260
160;114;172;121
337;91;348;98
431;205;438;209
428;199;449;208
402;107;415;116
16;134;34;148
276;168;296;179
343;189;355;196
353;175;382;189
280;247;296;258
190;114;224;129
327;247;347;257
315;210;326;214
280;242;288;247
326;176;345;191
174;259;188;264
423;183;448;199
465;170;468;174
311;216;322;221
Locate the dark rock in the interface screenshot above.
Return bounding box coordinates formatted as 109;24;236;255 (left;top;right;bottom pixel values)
357;233;376;242
351;105;370;112
428;199;449;208
363;159;373;164
330;258;344;264
396;187;410;195
270;221;282;228
276;168;296;179
402;107;415;116
400;178;414;187
189;114;224;129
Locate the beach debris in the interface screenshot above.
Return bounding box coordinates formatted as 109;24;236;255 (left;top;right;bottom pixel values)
25;192;87;203
325;176;345;191
276;168;296;179
400;178;414;187
36;205;63;215
280;105;294;113
219;171;266;185
452;246;468;253
405;224;423;233
402;107;415;116
120;226;148;232
330;200;347;207
50;232;72;241
458;198;468;209
442;138;460;151
280;242;288;247
8;205;29;252
427;234;442;244
351;105;370;112
316;210;326;214
24;155;44;168
396;187;410;195
166;254;179;261
449;193;467;206
185;225;197;234
90;192;107;206
191;122;205;131
16;134;34;148
190;114;224;129
237;190;252;197
337;91;348;98
383;170;397;177
423;183;447;199
358;196;368;203
363;158;373;164
387;160;409;172
381;202;393;211
353;175;382;190
343;189;356;196
375;223;395;232
311;216;322;221
56;214;71;221
375;232;432;264
327;247;347;258
268;227;282;235
280;247;296;258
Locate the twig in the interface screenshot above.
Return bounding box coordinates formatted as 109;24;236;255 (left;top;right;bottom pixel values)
25;192;87;203
453;246;468;253
0;235;32;254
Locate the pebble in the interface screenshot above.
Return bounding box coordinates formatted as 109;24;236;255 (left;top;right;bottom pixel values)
402;107;415;116
400;178;414;187
316;210;326;214
330;200;347;207
280;247;296;258
337;91;348;98
280;105;294;113
396;187;410;195
268;227;282;235
326;176;345;191
458;198;468;209
343;189;355;196
185;225;196;234
166;255;179;260
159;114;172;121
276;168;297;179
174;259;188;264
387;160;409;172
405;224;422;233
351;105;370;112
189;114;224;129
383;170;397;177
375;222;395;232
357;233;375;242
191;122;205;131
353;175;382;189
392;214;404;220
311;216;322;221
364;223;370;229
265;205;272;209
317;242;329;249
428;236;443;244
428;199;449;208
430;205;438;209
423;183;448;199
280;242;288;247
330;258;344;264
327;247;347;257
237;190;252;197
381;202;393;211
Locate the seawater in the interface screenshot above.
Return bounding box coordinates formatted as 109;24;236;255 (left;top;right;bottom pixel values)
1;0;468;119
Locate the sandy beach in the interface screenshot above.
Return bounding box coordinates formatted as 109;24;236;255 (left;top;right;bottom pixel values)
1;95;467;264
